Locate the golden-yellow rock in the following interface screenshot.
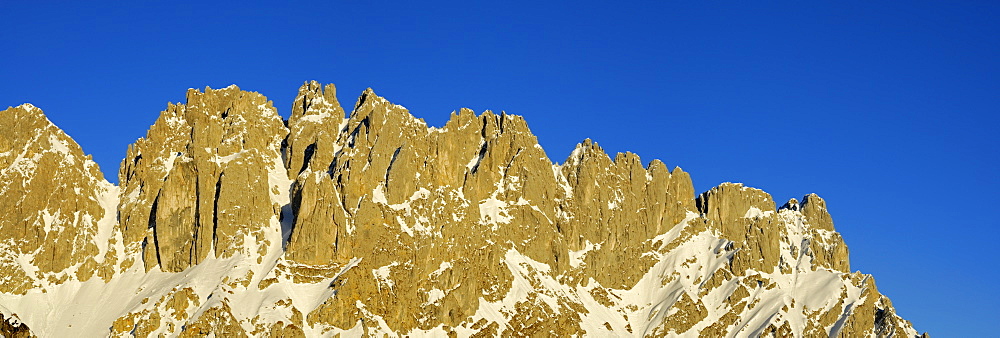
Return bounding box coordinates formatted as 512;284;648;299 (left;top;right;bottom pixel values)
0;104;112;293
119;85;287;272
0;84;925;337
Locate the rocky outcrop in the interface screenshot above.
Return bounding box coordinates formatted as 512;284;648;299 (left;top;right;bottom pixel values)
290;87;567;332
558;140;696;289
283;81;347;265
118;86;287;272
0;312;33;337
697;183;784;274
794;193;851;272
0;82;924;337
0;104;116;294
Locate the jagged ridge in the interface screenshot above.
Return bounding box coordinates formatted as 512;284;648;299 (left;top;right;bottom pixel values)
0;82;925;337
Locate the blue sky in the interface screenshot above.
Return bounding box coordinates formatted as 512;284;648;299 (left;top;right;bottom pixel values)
3;1;997;334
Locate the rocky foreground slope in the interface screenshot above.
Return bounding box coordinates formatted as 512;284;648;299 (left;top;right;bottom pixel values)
0;82;925;337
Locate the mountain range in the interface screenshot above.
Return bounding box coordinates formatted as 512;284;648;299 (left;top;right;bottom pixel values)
0;82;925;337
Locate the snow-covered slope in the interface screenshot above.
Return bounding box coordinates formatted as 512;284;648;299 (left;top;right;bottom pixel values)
0;82;925;337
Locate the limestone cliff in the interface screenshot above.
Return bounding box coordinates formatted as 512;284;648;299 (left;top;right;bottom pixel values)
0;83;924;337
0;104;117;294
117;85;288;272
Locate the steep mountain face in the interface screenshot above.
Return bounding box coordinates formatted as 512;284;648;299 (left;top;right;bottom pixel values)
0;104;117;293
117;86;288;273
0;83;925;337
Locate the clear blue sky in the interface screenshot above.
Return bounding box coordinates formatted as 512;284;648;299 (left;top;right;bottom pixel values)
3;1;997;335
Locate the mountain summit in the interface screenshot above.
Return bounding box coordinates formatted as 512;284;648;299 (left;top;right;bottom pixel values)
0;82;925;337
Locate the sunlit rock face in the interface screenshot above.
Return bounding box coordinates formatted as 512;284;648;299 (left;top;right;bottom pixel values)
0;83;924;337
117;86;288;274
0;103;116;294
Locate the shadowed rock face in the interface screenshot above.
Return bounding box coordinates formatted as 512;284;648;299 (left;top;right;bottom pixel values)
0;83;924;337
0;313;32;338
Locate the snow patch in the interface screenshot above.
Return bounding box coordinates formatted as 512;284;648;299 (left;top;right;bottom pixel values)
425;288;446;305
47;134;72;156
744;206;774;219
466;141;486;172
568;241;601;268
430;261;453;277
92;182;120;263
373;262;399;291
478;198;512;229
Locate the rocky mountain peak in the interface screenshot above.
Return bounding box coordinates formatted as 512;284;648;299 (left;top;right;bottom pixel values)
0;83;923;337
286;80;345;179
781;197;801;211
801;193;835;231
117;85;288;272
0;104;115;294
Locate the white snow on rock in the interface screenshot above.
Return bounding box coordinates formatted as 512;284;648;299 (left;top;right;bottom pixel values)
478;197;513;228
